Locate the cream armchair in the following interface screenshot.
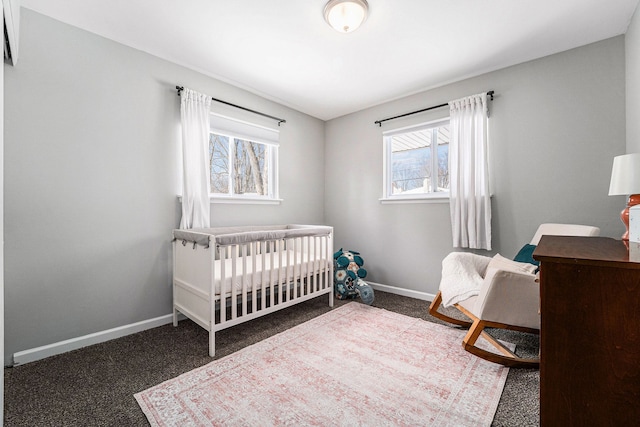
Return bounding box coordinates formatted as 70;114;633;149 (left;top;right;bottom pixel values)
429;223;600;368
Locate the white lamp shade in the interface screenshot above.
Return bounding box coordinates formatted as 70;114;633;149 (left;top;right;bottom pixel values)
324;0;368;33
609;153;640;195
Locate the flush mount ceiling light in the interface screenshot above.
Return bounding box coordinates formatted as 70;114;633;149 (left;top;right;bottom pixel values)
324;0;369;33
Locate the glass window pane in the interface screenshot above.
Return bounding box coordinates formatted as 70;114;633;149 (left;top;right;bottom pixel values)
233;139;268;196
210;133;229;194
390;130;432;195
436;125;449;191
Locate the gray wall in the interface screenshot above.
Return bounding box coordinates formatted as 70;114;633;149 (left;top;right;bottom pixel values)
627;3;640;153
3;10;325;363
325;37;626;296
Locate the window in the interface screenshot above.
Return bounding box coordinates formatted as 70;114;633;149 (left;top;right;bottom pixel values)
209;114;279;202
382;119;450;202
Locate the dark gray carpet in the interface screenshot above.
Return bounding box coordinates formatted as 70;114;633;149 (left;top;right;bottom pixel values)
4;291;539;426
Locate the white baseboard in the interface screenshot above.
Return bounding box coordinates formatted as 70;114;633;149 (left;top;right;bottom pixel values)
12;284;432;366
367;281;436;302
12;313;182;366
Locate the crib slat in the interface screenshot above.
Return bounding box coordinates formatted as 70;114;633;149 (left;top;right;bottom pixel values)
329;235;334;306
321;237;327;292
301;236;306;296
286;239;290;301
263;241;268;310
305;237;316;295
231;245;238;320
319;236;324;292
251;241;257;314
294;238;298;299
265;240;270;309
305;236;311;296
273;240;278;304
324;237;333;294
241;243;248;317
274;240;279;304
317;236;322;293
220;246;226;324
300;237;304;297
276;240;280;304
285;239;292;301
311;236;317;294
293;238;298;299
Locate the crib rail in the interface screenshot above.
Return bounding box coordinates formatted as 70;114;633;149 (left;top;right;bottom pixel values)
172;226;334;356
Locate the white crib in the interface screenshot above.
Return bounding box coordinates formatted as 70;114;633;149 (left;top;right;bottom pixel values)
172;224;334;356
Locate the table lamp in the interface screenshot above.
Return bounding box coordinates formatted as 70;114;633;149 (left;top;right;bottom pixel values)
609;153;640;240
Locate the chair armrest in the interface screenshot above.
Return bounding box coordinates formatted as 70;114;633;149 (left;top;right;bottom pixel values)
473;268;540;330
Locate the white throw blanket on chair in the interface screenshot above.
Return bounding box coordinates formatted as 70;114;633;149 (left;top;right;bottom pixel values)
439;252;492;307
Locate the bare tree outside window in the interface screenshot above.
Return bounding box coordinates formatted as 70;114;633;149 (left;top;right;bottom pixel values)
210;134;229;194
233;139;267;195
210;133;270;197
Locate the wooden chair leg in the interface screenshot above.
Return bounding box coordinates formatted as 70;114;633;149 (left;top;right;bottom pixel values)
462;318;539;369
428;291;472;328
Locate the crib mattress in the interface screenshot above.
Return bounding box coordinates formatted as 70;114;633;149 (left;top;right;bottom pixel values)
215;249;329;296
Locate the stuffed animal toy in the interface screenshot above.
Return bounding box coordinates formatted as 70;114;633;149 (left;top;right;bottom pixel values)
333;248;374;305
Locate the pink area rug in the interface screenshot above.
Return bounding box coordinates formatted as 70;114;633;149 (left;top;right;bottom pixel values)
135;303;511;426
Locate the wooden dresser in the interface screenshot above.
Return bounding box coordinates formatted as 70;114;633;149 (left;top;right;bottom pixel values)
533;236;640;426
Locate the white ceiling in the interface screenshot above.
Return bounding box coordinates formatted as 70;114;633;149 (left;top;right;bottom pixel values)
21;0;640;121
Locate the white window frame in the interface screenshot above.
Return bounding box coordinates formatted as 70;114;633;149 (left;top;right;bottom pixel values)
209;113;281;205
380;118;450;204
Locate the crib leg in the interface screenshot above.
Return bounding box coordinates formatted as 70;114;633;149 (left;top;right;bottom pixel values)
329;289;334;308
172;306;178;327
209;331;215;357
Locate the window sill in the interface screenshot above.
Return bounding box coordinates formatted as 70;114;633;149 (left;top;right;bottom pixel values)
211;196;282;205
177;195;283;205
379;195;449;204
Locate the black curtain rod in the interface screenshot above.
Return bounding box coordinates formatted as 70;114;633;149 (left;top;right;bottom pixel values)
176;86;286;126
374;90;495;127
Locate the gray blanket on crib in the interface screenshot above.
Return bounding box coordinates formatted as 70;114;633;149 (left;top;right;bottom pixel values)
173;224;333;246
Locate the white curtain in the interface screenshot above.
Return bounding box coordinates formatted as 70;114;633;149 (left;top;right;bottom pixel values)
448;92;491;250
179;88;212;229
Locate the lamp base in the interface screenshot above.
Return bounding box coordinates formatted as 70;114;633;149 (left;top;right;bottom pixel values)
620;194;640;240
